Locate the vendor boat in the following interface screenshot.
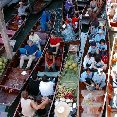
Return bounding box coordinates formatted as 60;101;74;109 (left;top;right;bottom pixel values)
106;37;117;117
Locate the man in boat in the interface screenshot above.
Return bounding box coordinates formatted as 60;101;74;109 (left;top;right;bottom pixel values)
92;68;106;90
94;29;105;43
29;30;41;50
18;2;29;20
88;41;99;57
19;40;38;69
49;31;61;55
80;68;95;90
27;72;40;98
39;75;55;98
21;91;49;117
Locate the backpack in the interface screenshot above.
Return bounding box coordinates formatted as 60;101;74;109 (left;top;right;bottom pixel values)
102;55;108;64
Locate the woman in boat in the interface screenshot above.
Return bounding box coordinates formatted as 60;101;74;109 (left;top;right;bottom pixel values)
29;31;41;50
39;75;55;97
45;50;56;72
49;31;61;55
21;91;49;117
90;0;98;12
83;52;95;70
97;39;107;56
19;40;38;69
92;68;106;90
92;55;107;71
27;72;40;98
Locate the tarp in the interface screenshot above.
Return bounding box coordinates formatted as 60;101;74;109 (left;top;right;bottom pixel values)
0;0;19;8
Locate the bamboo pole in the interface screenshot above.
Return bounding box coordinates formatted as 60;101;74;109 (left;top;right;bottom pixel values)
0;8;13;59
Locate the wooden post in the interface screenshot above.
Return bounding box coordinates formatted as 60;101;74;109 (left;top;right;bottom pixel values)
0;8;13;59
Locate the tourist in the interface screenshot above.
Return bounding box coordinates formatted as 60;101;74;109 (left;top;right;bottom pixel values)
21;91;49;117
18;2;29;20
29;31;41;50
39;75;55;97
88;41;99;57
83;52;95;69
45;50;56;72
94;29;105;43
49;31;61;54
97;39;107;56
92;55;107;71
19;40;38;69
92;68;106;90
27;72;40;97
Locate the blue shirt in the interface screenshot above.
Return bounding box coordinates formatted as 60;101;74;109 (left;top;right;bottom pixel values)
80;71;93;82
94;34;105;43
97;44;107;51
24;45;38;55
88;46;98;54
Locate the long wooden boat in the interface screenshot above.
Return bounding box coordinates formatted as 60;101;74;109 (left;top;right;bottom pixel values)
106;0;117;32
106;37;117;117
78;20;109;117
0;8;58;116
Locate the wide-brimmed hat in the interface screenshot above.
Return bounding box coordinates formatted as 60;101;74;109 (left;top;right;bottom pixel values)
55;102;70;117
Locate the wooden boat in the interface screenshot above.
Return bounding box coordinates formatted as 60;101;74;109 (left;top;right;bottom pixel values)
78;19;110;117
0;8;59;116
13;38;65;117
32;0;52;14
106;37;117;117
106;0;117;32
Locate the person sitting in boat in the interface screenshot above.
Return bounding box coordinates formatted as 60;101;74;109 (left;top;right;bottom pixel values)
72;14;79;32
40;10;50;31
64;0;74;18
61;23;77;42
92;55;107;71
49;31;61;55
21;91;49;117
88;41;99;57
19;40;38;69
18;2;29;20
92;68;106;90
39;75;55;97
27;72;40;98
45;50;56;72
90;0;98;12
83;52;95;70
94;29;105;43
97;39;107;56
29;30;41;50
80;68;95;88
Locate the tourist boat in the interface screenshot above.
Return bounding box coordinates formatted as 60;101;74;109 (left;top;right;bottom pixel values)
106;0;117;31
106;37;117;117
78;17;110;117
0;8;58;116
13;38;65;117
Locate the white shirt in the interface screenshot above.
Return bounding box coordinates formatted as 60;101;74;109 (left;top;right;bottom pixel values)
29;34;41;44
39;81;54;96
21;98;35;117
18;6;28;16
83;55;95;69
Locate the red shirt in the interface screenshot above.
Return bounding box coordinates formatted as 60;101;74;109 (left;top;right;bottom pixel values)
72;17;79;25
50;37;61;45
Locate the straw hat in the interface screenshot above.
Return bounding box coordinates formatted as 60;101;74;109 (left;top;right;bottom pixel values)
55;102;70;117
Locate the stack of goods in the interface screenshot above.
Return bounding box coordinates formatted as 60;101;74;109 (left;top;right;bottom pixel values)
0;57;8;76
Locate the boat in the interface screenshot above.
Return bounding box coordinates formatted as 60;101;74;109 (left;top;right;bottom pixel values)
106;0;117;32
13;38;65;117
106;37;117;117
0;7;58;116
